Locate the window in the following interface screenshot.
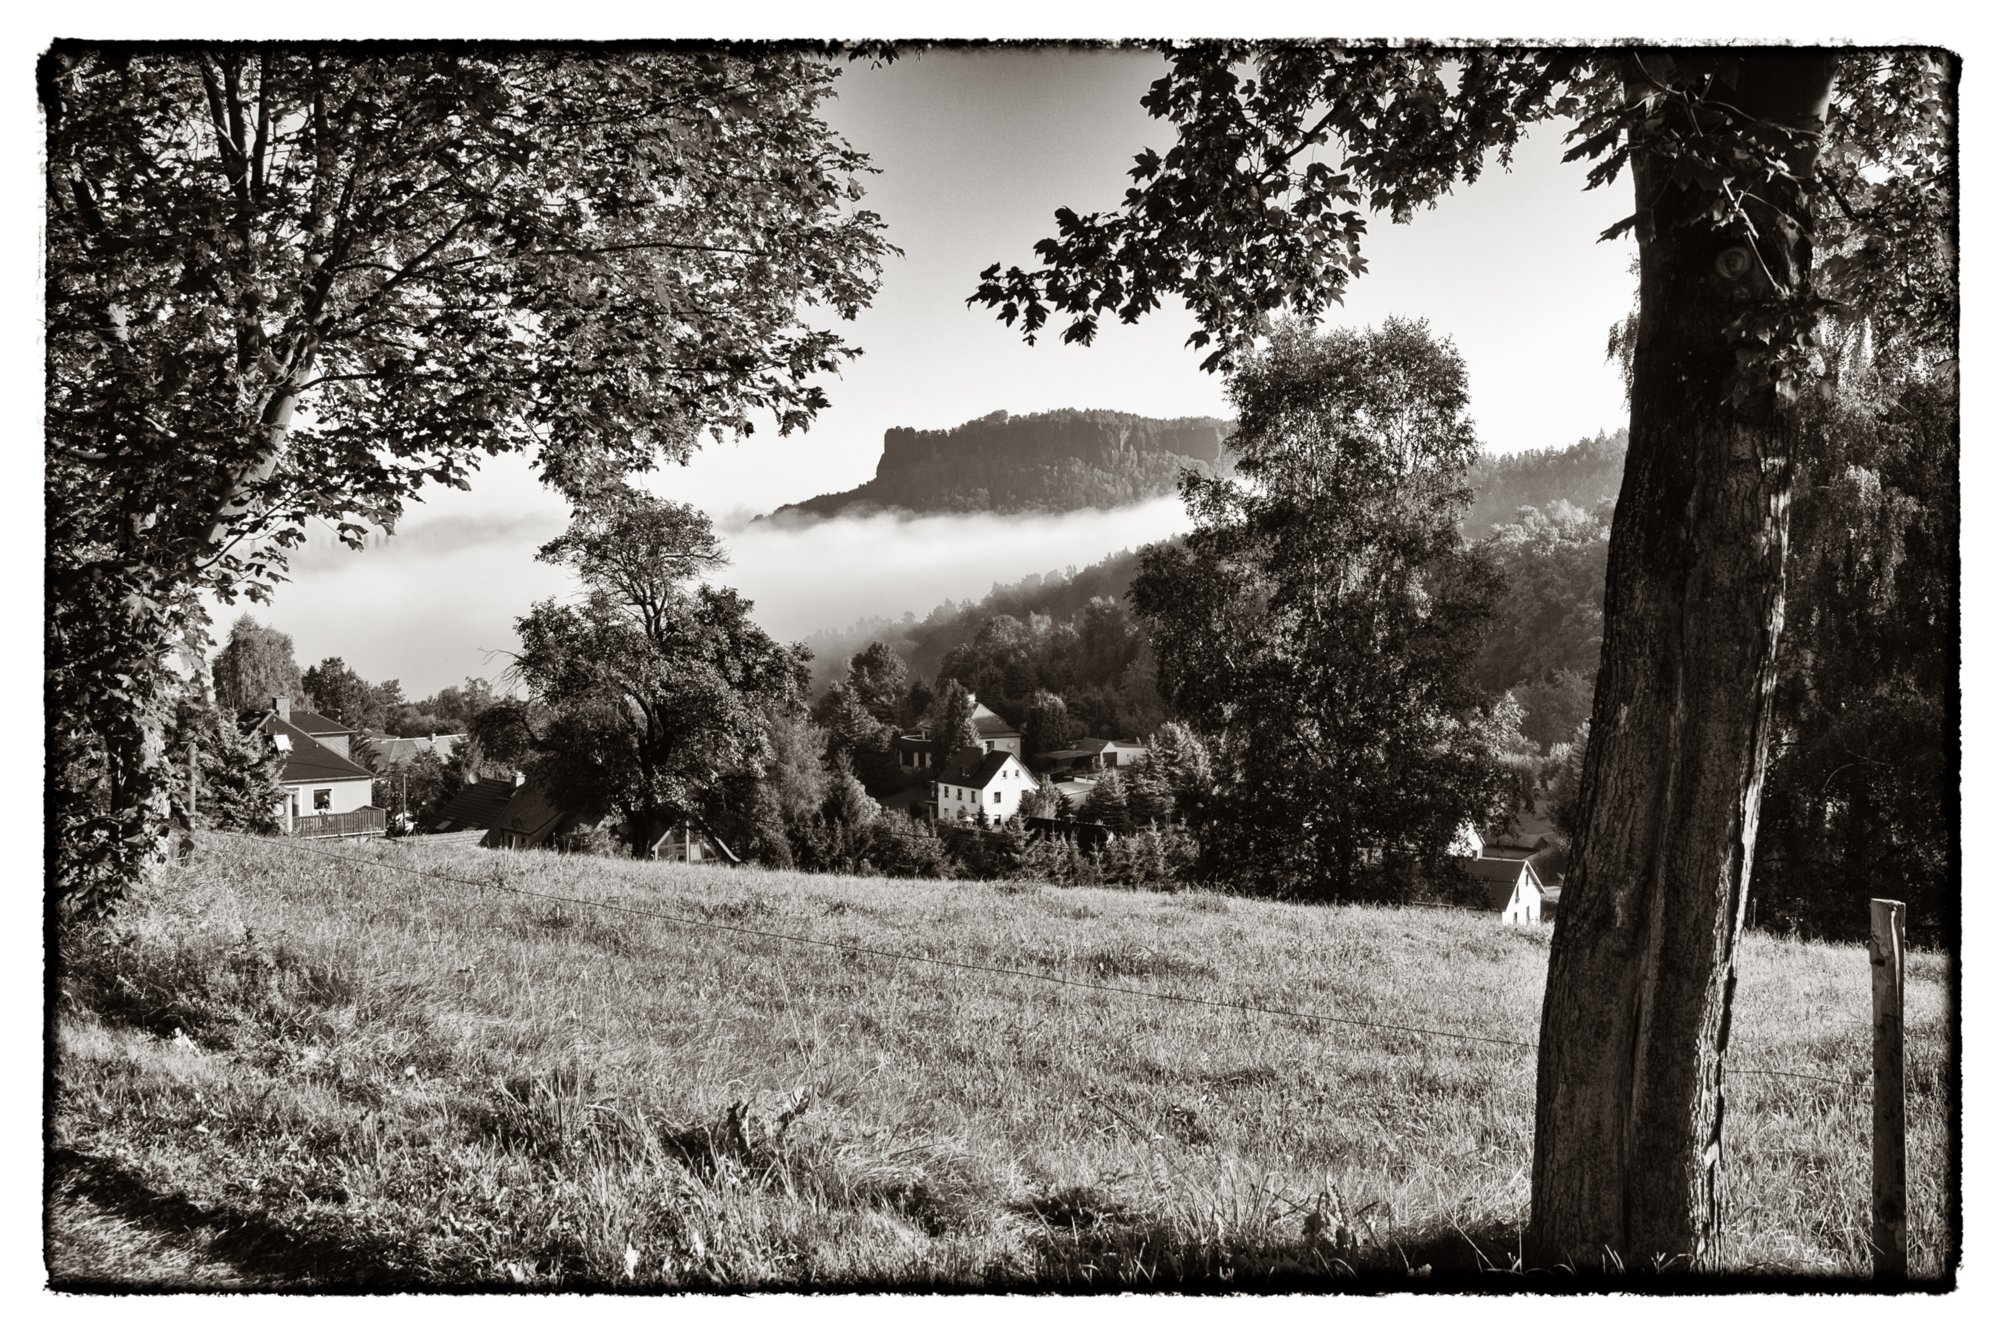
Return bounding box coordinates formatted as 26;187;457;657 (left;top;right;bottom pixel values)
313;788;332;811
992;791;1002;804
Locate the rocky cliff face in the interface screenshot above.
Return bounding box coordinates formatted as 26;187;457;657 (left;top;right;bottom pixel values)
763;409;1233;522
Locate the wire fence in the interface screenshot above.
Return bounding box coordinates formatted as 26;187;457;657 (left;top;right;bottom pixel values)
212;831;1870;1090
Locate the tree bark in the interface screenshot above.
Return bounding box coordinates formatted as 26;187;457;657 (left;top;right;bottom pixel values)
1528;53;1838;1268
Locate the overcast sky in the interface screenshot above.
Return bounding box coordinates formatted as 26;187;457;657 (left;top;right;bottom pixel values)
228;46;1641;700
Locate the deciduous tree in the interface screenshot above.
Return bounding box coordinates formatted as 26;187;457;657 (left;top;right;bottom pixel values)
1134;319;1507;898
45;44;890;913
510;488;808;858
974;43;1953;1264
210;614;304;713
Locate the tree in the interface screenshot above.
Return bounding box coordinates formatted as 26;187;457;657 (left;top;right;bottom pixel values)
1021;689;1079;757
165;697;283;834
973;44;1952;1264
1134;320;1507;899
845;641;912;725
510;487;808;857
301;656;377;730
210;614;304;713
929;678;982;761
1080;767;1132;834
45;45;891;914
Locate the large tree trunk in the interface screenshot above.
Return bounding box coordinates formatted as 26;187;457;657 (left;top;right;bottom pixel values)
1528;53;1838;1268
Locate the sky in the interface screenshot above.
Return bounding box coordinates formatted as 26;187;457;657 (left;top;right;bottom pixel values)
234;46;1644;701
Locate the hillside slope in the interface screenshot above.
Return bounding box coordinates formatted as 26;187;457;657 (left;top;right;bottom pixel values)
52;832;1952;1289
764;409;1232;522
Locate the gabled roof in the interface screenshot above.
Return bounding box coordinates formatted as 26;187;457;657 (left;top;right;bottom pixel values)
427;777;521;833
283;707;353;737
1460;855;1541;885
370;733;464;767
969;700;1021;738
1461;855;1544;913
938;748;1018;789
261;714;374;784
640;819;742;864
480;781;607;850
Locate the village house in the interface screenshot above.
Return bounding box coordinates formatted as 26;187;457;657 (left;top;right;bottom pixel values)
968;696;1023;756
259;696;383;837
1461;854;1547;925
933;745;1035;824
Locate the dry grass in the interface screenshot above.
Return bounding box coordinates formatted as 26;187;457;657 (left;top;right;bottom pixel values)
49;831;1953;1290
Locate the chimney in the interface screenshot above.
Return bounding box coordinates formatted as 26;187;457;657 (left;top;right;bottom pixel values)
513;770;526;787
273;695;290;720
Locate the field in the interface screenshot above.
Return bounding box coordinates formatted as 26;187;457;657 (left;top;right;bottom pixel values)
49;831;1955;1289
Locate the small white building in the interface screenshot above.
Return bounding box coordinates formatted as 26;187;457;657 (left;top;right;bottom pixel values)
1461;855;1547;925
934;746;1035;824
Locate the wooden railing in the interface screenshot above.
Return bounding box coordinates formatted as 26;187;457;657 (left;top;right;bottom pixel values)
289;807;387;839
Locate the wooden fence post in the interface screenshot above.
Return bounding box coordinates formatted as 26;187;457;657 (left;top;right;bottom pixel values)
1870;897;1907;1280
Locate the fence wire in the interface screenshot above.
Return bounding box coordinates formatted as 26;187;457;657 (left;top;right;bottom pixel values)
212;831;1868;1089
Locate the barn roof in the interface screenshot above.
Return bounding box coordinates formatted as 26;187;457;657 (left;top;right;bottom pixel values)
480;781;607;849
427;777;520;833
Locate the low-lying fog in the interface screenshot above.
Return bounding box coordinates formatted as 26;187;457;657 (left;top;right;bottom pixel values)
229;493;1192;699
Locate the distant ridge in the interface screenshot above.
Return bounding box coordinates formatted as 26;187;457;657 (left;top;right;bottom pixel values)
759;408;1233;523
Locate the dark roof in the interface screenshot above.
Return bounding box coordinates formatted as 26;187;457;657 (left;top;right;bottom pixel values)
262;714;374;784
1461;855;1544;913
426;778;521;832
285;708;353;737
480;781;607;849
1460;856;1540;885
938;749;1016;789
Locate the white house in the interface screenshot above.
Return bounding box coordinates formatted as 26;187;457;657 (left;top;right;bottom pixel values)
934;746;1035;824
967;696;1023;757
1461;855;1546;925
260;697;381;836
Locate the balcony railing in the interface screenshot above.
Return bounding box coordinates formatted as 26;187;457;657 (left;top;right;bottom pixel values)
289;807;387;839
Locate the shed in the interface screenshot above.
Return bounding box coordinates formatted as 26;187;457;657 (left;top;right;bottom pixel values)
639;820;741;865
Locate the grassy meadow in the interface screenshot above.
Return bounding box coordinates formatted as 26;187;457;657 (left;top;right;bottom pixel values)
49;831;1954;1289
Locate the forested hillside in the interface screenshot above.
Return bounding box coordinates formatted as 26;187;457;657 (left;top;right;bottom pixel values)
1461;429;1627;538
763;409;1231;521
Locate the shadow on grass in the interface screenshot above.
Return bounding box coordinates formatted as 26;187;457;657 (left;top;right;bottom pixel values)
47;1147;419;1290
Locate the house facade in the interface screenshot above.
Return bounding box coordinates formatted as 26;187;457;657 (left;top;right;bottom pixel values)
933;747;1035;824
260;697;382;837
